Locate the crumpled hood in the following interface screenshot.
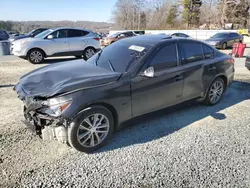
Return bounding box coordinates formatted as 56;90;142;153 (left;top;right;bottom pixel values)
15;59;121;99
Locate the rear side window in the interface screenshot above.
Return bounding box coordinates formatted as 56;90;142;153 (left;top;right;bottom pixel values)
82;30;89;36
124;32;133;37
68;29;89;37
202;44;214;59
149;44;177;71
178;42;203;64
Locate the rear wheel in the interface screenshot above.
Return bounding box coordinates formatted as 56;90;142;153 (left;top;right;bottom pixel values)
204;77;225;105
83;47;96;60
68;106;114;153
27;49;44;64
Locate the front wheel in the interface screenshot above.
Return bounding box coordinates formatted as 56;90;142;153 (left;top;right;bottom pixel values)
68;106;114;153
204;77;225;105
27;49;44;64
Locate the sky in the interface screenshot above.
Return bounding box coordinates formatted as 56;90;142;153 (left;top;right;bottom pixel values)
0;0;117;22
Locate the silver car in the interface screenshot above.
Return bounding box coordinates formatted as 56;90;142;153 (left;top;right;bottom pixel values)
11;27;101;64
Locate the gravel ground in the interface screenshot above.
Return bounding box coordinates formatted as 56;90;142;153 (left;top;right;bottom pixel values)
0;54;250;187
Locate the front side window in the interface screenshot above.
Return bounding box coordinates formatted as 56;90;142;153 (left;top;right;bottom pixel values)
149;44;177;71
50;29;67;39
179;42;203;64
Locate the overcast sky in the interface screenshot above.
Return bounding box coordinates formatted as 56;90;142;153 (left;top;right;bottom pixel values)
0;0;117;22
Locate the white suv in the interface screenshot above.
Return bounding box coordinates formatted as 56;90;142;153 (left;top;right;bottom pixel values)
11;27;101;64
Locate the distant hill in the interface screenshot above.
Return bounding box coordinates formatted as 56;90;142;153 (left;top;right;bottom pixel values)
0;20;115;33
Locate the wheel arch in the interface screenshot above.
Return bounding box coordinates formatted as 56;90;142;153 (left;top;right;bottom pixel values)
75;102;119;130
203;74;228;99
26;47;47;57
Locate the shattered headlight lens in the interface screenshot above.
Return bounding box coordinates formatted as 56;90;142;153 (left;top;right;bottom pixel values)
41;98;72;117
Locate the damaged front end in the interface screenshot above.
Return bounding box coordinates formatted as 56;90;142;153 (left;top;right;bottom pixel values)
21;95;72;143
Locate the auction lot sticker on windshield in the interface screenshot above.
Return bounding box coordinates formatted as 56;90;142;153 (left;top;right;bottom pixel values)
129;45;145;52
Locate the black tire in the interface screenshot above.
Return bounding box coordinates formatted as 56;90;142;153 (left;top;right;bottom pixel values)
27;49;44;64
68;106;114;153
204;77;225;106
83;47;96;60
222;42;227;50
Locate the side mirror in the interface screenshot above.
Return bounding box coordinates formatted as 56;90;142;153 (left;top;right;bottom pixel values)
47;35;53;39
30;33;35;37
143;67;154;78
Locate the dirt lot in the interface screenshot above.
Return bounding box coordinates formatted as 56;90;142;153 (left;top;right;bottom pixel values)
0;54;250;187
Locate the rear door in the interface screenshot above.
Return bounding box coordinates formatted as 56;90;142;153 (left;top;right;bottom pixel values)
228;33;237;46
177;41;205;101
45;29;69;55
68;29;90;52
131;43;184;116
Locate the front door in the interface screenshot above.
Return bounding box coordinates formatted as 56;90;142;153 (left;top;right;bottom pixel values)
46;29;69;55
131;43;184;117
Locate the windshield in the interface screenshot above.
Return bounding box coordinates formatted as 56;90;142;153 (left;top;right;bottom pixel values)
35;29;53;38
211;33;229;38
109;32;120;38
87;40;151;72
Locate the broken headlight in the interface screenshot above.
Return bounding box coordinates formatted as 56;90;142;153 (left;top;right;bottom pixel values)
40;97;72;117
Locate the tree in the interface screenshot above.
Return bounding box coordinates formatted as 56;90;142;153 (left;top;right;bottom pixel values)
219;0;250;28
181;0;202;28
166;5;178;28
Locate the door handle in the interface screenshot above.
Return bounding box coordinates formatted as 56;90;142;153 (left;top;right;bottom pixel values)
173;75;183;81
208;66;216;71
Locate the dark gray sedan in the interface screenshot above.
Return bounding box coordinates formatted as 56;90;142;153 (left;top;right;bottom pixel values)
205;32;243;49
15;35;235;152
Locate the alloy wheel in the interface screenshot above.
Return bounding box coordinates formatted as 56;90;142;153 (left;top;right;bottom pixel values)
30;51;43;63
209;80;224;104
85;48;95;59
77;113;110;148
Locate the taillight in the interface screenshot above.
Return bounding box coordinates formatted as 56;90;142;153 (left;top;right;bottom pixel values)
93;37;100;41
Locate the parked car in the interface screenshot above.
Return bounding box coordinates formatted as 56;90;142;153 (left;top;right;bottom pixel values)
204;32;243;49
171;33;192;38
15;35;235;152
11;27;101;64
133;30;145;35
101;31;136;46
245;54;250;70
9;28;49;42
0;30;9;41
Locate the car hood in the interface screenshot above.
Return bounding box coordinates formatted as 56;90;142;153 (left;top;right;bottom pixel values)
10;34;30;41
15;59;121;99
12;37;44;44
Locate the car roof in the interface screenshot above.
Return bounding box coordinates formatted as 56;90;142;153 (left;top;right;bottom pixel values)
120;34;202;46
216;32;237;34
121;34;172;45
50;27;93;32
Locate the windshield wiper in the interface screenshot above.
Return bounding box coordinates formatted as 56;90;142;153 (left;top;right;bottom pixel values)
108;60;115;71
